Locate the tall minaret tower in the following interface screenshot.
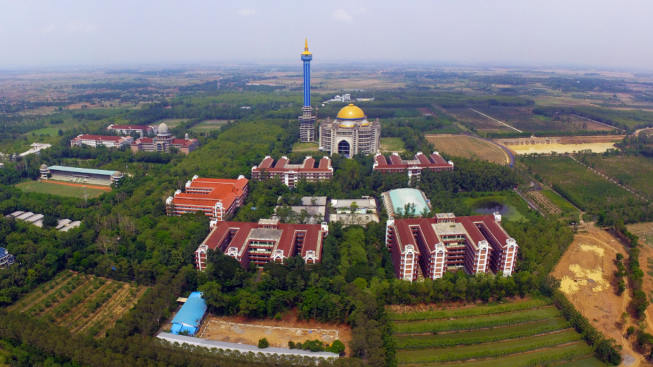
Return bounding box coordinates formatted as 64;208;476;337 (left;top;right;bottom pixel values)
299;39;316;142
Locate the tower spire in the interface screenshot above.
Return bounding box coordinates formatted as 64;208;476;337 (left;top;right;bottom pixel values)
305;38;308;52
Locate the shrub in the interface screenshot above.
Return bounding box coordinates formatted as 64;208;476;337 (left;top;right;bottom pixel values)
627;327;635;336
288;341;295;349
327;340;345;354
258;338;270;349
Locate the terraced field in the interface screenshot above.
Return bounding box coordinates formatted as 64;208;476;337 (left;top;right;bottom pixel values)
5;271;147;338
390;298;605;367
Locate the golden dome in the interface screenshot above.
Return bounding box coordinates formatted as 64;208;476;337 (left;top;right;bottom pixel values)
336;104;365;120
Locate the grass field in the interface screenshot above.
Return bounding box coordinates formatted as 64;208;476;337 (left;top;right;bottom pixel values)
391;299;603;366
522;156;642;211
6;271;146;338
15;180;110;199
291;142;321;152
380;137;406;152
154;118;189;128
464;193;530;222
189;119;229;132
581;155;653;200
425;135;508;164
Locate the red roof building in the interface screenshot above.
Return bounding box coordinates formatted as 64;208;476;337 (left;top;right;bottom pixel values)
251;155;333;188
166;175;249;221
373;152;454;180
106;124;156;135
70;134;134;149
194;218;328;270
386;213;518;282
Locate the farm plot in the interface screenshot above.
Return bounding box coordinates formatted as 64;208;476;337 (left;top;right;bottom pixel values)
7;271;146;338
627;222;653;248
472;106;579;132
522;156;642;212
425;134;508;164
444;108;514;133
391;299;601;366
526;190;561;215
581;154;653;200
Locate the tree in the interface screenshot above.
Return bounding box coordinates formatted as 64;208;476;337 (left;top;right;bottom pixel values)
42;215;58;228
258;338;270;348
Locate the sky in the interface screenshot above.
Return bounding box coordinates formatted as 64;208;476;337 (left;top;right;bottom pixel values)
1;0;652;70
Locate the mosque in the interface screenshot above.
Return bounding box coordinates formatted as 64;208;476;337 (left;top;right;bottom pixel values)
131;122;199;154
299;40;380;156
319;104;381;157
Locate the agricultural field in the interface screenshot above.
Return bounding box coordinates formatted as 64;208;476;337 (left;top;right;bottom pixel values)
189;119;229;132
425;134;508;164
525;189;580;220
389;299;604;366
380;137;406;153
525;190;562;216
444;108;514;134
581;154;653;200
522;156;642;212
6;271;147;338
15;180;111;199
627;222;653;248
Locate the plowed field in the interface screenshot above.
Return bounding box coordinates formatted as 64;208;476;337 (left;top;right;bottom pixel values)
426;134;509;164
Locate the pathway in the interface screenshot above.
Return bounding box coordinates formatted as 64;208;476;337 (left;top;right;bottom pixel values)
469;108;523;133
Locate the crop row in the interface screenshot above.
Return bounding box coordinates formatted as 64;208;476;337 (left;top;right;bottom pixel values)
397;332;582;364
395;320;569;349
452;343;593;367
389;298;551;321
48;279;100;319
393;307;560;334
25;275;87;316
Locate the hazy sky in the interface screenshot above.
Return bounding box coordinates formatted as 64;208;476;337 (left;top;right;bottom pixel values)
2;0;652;70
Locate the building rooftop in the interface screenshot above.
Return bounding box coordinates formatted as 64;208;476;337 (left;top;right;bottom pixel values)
201;220;324;263
46;165;120;176
170;176;248;211
385;188;430;217
374;152;454;170
252;156;332;174
107;124;153;130
171;292;207;328
72;134;130;142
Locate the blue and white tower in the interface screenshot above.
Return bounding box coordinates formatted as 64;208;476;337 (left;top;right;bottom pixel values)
299;39;316;142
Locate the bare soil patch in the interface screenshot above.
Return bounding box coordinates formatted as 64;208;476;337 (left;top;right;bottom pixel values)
198;312;351;354
551;226;638;358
